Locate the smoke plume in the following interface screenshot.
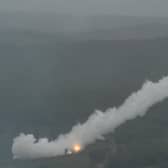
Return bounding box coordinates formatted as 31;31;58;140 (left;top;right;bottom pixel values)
12;76;168;159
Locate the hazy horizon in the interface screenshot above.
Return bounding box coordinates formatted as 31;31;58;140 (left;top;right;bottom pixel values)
0;0;168;17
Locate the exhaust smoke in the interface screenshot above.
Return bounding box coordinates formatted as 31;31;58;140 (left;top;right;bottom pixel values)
12;76;168;159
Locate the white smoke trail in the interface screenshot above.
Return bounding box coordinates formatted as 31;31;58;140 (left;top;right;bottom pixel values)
12;76;168;159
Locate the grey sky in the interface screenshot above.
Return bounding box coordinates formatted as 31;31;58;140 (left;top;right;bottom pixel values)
0;0;168;17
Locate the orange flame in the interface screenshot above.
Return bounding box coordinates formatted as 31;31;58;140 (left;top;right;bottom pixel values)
73;144;81;153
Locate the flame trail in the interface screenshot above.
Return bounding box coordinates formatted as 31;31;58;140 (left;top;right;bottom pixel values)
12;76;168;159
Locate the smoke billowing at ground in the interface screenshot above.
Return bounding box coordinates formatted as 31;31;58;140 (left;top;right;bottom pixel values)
12;76;168;159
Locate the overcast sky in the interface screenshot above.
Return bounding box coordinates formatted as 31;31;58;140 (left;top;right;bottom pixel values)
0;0;168;17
